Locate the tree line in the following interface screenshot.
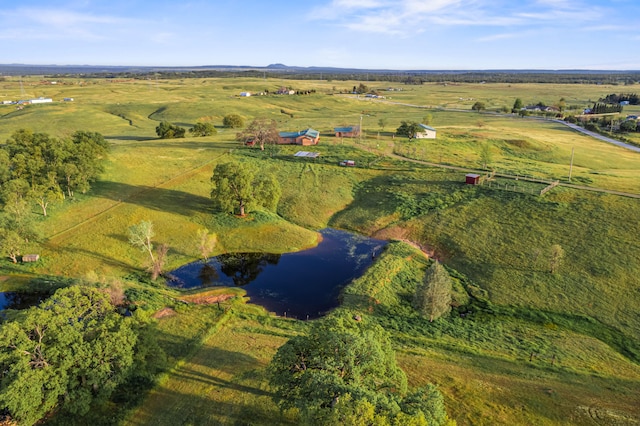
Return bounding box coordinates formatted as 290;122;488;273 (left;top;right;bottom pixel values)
588;102;623;114
54;70;640;85
599;93;639;105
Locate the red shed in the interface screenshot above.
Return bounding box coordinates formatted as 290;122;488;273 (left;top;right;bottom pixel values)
465;174;481;185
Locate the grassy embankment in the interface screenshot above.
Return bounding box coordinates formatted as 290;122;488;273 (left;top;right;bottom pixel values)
1;76;639;425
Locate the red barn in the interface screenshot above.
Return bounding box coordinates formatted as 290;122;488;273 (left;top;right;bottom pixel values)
465;174;481;185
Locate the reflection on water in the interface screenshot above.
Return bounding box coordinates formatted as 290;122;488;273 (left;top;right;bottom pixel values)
0;291;49;311
169;228;386;319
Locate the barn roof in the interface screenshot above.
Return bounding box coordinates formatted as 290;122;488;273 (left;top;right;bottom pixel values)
418;124;436;131
279;128;319;138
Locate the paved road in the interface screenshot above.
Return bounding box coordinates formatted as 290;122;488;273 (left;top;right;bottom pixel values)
552;120;640;153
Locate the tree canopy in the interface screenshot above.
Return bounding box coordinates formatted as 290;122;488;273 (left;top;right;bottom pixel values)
268;317;449;425
413;261;452;322
396;121;422;141
210;161;281;216
236;117;279;151
471;101;486;112
155;121;186;139
222;113;245;128
0;286;136;426
0;129;108;218
189;122;217;137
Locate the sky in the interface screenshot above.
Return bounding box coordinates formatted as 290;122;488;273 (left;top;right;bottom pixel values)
0;0;638;70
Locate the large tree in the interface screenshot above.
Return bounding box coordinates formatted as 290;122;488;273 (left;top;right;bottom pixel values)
479;142;493;169
210;161;281;216
512;98;524;112
128;220;168;280
0;286;136;426
236;117;279;151
268;317;449;425
396;121;422;141
0;228;23;263
413;261;452;322
471;101;486;112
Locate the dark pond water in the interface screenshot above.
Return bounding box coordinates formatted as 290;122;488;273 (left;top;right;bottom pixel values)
168;228;387;319
0;291;48;311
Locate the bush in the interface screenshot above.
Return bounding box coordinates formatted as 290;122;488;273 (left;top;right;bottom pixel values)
189;122;217;137
222;114;244;128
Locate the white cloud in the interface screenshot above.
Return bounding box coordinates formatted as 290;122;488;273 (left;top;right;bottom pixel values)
310;0;610;35
0;7;142;41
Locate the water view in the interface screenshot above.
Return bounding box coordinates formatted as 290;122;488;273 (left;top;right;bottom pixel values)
168;228;386;319
0;291;48;311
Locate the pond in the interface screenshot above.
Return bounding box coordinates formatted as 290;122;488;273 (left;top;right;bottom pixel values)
168;228;387;319
0;291;48;311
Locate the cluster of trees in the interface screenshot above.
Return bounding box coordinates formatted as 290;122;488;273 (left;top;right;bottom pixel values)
353;83;370;94
588;103;623;114
268;317;451;425
599;93;639;105
579;115;640;133
0;129;109;262
0;129;108;210
0;286;138;426
155;121;186;139
190;122;216;137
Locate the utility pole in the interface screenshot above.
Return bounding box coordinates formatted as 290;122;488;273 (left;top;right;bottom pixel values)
568;147;575;182
359;115;363;145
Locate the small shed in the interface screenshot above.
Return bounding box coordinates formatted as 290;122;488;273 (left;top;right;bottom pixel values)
465;174;481;185
22;254;40;262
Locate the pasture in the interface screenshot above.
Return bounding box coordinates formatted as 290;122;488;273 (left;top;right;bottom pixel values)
1;75;639;425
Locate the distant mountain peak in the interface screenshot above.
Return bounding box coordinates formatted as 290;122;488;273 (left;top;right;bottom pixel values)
267;63;289;69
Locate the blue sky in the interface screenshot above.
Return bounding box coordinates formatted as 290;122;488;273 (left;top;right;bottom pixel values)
1;0;638;70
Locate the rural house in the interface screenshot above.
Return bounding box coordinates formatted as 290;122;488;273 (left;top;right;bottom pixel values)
415;124;437;139
334;126;360;138
278;128;320;146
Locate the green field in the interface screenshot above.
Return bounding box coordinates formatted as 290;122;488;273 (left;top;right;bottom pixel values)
1;76;639;425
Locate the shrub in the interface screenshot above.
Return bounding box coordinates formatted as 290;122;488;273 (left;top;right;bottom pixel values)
222;114;244;128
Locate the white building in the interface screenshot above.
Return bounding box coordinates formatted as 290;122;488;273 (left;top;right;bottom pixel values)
30;97;53;104
415;124;437;139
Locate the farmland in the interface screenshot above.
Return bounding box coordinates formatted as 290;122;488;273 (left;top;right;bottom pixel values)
1;75;640;425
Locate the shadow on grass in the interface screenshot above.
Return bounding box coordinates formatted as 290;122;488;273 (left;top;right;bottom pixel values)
43;242;134;271
125;386;290;426
105;135;157;141
93;181;212;217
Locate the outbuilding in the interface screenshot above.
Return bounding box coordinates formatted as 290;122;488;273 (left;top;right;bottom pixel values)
415;124;437;139
334;126;360;138
465;174;481;185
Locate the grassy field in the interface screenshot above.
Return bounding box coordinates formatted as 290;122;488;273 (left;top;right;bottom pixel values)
1;76;640;425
